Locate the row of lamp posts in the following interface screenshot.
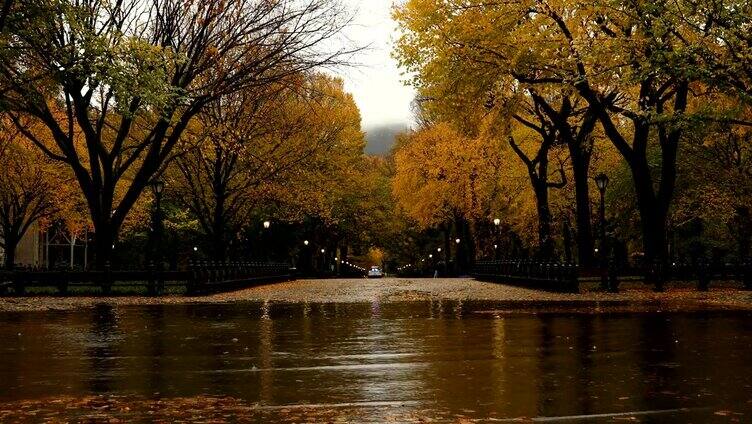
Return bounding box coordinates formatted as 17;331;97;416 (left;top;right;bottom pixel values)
149;174;612;279
145;178;348;276
148;178;281;265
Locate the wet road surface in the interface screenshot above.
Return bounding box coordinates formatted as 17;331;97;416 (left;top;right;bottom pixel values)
2;277;751;312
1;298;751;422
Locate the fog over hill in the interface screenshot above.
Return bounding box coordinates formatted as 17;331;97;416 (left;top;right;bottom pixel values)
364;123;410;156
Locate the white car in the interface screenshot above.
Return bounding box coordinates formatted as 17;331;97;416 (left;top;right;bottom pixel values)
367;266;384;278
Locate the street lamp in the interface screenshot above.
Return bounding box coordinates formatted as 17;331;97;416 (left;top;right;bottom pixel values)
263;220;271;229
493;218;502;259
455;238;461;244
595;173;609;193
303;240;309;246
437;247;442;252
594;173;609;290
149;179;165;196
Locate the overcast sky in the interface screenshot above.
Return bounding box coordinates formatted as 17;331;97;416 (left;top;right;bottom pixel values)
337;0;415;130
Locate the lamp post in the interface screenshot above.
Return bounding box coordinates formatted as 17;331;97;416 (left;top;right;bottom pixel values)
261;220;271;261
300;240;310;275
563;217;573;263
149;179;165;264
320;248;326;274
594;173;609;290
493;218;501;259
454;238;462;274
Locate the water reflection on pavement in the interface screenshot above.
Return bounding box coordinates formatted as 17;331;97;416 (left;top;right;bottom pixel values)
1;300;751;422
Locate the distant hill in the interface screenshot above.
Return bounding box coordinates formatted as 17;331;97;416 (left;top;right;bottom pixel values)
364;123;410;156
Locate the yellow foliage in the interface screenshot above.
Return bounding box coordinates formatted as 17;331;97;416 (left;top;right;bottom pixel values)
392;123;506;228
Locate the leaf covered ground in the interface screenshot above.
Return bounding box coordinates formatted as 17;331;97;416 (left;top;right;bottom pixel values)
0;278;750;313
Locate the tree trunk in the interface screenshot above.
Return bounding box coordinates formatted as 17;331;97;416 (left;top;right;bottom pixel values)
570;148;595;266
84;181;118;270
210;230;227;262
211;191;228;262
531;93;597;266
3;237;16;270
509;124;562;260
464;219;476;269
532;180;554;259
69;234;76;269
93;223;115;270
630;156;668;264
563;218;573;262
577;80;687;270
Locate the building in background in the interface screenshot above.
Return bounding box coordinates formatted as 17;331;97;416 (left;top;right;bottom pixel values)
0;221;89;270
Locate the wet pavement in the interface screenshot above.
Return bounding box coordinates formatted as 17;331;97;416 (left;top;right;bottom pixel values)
2;277;752;312
1;299;751;422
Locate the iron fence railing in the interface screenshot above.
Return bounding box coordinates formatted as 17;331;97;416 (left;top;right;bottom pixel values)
473;260;579;293
0;261;293;296
473;258;752;293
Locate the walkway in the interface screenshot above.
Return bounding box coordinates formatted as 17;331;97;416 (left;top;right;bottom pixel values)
1;277;750;312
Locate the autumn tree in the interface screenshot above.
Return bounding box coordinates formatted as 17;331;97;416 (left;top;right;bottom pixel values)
393;0;744;270
0;119;65;269
252;83;367;264
393;123;506;267
674;105;752;260
0;0;355;267
171;74;363;261
679;1;752;106
491;91;576;258
393;2;600;263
